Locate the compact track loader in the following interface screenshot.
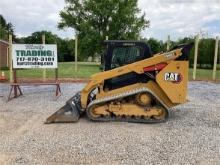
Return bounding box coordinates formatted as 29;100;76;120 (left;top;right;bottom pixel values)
45;40;193;124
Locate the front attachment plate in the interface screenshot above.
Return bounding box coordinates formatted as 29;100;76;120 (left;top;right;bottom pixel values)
45;92;83;124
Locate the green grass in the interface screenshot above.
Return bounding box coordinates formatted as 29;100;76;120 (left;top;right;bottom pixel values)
189;68;220;80
0;62;100;79
55;62;100;78
0;62;219;80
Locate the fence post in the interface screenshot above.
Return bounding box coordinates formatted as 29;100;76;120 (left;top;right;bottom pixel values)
166;35;170;51
42;34;46;81
193;34;199;80
212;36;219;80
75;35;78;72
106;23;109;41
9;34;13;83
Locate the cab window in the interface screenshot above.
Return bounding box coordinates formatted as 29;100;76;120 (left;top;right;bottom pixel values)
111;47;142;69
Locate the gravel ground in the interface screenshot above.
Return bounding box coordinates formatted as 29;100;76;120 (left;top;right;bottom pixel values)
0;81;220;165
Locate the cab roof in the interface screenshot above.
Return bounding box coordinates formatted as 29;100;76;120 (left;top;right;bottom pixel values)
104;40;150;48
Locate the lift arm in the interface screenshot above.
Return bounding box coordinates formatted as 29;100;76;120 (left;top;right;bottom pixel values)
80;48;183;109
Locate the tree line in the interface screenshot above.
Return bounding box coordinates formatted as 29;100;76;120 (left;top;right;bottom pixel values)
1;0;219;69
17;31;75;62
145;37;219;69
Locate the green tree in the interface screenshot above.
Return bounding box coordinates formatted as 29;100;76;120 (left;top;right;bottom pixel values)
175;37;194;67
58;39;75;62
197;38;215;69
144;38;163;54
0;15;16;40
23;31;58;44
172;37;216;69
21;31;75;62
58;0;149;60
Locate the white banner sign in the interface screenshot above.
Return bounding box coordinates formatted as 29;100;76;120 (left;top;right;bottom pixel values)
12;44;57;68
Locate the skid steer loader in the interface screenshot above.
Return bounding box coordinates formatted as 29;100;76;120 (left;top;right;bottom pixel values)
45;40;193;124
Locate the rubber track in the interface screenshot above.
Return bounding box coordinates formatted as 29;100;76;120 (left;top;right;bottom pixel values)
86;87;170;123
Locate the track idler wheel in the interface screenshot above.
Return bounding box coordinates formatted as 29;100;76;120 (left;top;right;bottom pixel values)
45;92;84;124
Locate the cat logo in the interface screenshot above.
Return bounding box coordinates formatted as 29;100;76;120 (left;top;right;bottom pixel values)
164;72;182;83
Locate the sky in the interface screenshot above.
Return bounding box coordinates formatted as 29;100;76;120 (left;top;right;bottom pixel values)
0;0;220;41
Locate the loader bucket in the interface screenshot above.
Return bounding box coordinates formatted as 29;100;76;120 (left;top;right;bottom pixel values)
45;92;83;124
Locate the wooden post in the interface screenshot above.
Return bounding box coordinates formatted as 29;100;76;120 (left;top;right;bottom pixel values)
8;34;19;98
75;35;78;72
9;34;13;83
42;34;46;81
212;36;219;80
193;34;199;80
55;41;58;82
166;35;170;51
13;69;18;97
42;34;45;44
6;47;9;67
55;68;58;82
106;24;109;41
